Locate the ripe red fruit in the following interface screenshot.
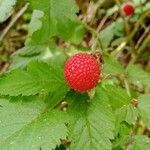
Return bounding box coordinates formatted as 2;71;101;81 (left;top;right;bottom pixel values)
64;53;101;92
122;2;134;16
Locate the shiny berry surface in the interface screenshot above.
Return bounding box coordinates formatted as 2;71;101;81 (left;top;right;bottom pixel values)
64;53;101;92
122;2;134;16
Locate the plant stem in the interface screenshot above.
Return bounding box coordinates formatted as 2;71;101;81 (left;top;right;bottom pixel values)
128;10;150;43
83;22;104;51
0;3;29;42
124;78;131;96
112;9;150;55
137;34;150;54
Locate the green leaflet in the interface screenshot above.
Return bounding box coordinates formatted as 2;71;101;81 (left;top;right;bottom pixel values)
138;94;150;129
131;135;150;150
0;96;68;150
0;61;68;96
67;86;115;150
28;0;85;44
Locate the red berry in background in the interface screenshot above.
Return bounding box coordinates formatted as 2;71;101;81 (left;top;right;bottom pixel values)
122;2;135;16
64;53;101;92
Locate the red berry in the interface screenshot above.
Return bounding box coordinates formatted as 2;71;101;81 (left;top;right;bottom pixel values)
64;53;101;92
122;2;134;16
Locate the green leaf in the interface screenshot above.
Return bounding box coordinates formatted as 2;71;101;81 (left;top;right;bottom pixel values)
103;84;131;110
10;42;67;70
55;145;66;150
99;18;124;49
113;103;138;149
107;5;118;16
28;0;84;44
16;45;45;57
138;94;150;129
25;10;44;44
115;105;138;136
132;0;147;5
27;8;85;44
103;54;124;75
127;64;150;89
0;97;68;150
113;123;132;150
100;23;114;48
116;105;138;126
67;86;115;150
10;45;51;69
27;10;44;38
113;19;124;37
0;61;68;96
131;135;150;150
0;0;16;23
57;19;85;44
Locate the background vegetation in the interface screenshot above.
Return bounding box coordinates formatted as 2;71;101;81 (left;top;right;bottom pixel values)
0;0;150;150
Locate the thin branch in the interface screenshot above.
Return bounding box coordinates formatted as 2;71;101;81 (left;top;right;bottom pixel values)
128;10;150;43
135;26;150;49
0;3;29;42
89;16;108;51
111;41;126;55
137;33;150;54
83;22;104;51
112;9;150;55
124;78;131;97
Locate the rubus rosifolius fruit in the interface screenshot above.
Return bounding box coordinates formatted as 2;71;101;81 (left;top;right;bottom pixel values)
121;2;135;16
64;53;101;92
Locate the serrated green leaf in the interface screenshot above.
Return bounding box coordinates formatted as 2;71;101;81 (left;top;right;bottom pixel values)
0;61;68;96
116;105;138;126
115;105;138;136
10;41;67;70
113;102;138;149
131;135;150;150
67;86;115;150
28;0;84;44
0;0;16;23
127;65;150;89
10;45;52;70
0;97;68;150
113;122;132;150
103;54;124;75
103;85;131;110
57;19;85;44
99;18;124;49
17;45;45;57
138;94;150;129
